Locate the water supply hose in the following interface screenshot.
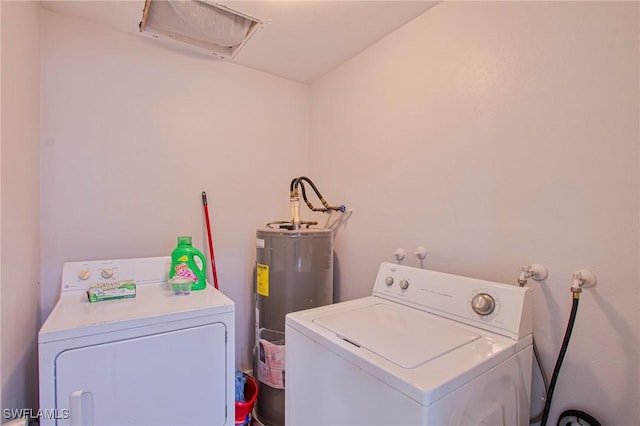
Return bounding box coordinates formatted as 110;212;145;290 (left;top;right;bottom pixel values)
539;290;580;425
290;176;346;214
281;176;346;229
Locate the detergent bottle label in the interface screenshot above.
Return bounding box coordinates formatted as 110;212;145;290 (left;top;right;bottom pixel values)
174;259;197;282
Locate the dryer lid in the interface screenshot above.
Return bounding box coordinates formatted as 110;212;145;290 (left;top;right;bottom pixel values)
313;303;480;369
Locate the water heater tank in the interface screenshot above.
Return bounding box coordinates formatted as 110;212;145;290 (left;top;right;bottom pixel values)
254;228;333;426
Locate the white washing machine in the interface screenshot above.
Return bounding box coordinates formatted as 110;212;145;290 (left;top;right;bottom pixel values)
286;262;533;426
39;257;235;426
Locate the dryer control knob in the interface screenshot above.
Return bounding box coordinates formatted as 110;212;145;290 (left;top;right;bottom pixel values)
399;279;409;290
78;270;91;280
385;276;394;286
471;293;495;316
101;269;114;279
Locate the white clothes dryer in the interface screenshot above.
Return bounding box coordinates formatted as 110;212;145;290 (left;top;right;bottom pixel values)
286;262;533;426
39;257;235;426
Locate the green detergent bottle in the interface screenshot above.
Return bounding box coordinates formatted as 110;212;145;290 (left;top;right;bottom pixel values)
170;236;207;291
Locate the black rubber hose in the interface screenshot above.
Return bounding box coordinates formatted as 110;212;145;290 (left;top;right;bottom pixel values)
297;177;326;203
290;176;346;214
298;182;329;212
540;293;580;425
293;177;330;211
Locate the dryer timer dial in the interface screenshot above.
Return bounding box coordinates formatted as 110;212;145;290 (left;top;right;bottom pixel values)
471;293;496;316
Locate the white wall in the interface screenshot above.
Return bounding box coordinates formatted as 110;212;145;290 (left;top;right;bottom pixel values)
1;0;42;415
1;0;3;413
30;2;640;424
40;10;309;370
310;1;639;425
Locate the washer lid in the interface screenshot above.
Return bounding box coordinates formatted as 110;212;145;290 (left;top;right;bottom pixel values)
313;303;480;368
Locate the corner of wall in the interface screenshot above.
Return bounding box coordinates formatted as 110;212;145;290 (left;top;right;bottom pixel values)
1;0;42;415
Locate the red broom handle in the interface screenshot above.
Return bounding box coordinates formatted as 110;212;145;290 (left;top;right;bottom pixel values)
202;192;219;290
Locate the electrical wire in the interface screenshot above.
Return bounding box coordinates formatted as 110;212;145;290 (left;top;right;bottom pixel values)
326;209;353;230
323;210;334;228
540;291;581;425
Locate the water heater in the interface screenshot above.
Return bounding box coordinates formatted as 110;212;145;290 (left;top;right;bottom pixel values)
254;228;333;426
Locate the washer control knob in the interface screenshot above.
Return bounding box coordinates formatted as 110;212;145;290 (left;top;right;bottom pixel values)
471;293;495;316
385;276;394;286
399;279;409;290
78;270;91;280
101;269;114;279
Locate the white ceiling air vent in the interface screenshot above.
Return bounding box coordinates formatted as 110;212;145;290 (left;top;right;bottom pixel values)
139;0;261;59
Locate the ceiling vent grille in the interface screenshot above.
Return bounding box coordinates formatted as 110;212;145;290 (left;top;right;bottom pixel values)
140;0;261;59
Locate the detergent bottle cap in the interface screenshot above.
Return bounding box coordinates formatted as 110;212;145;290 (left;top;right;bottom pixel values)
177;236;192;246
